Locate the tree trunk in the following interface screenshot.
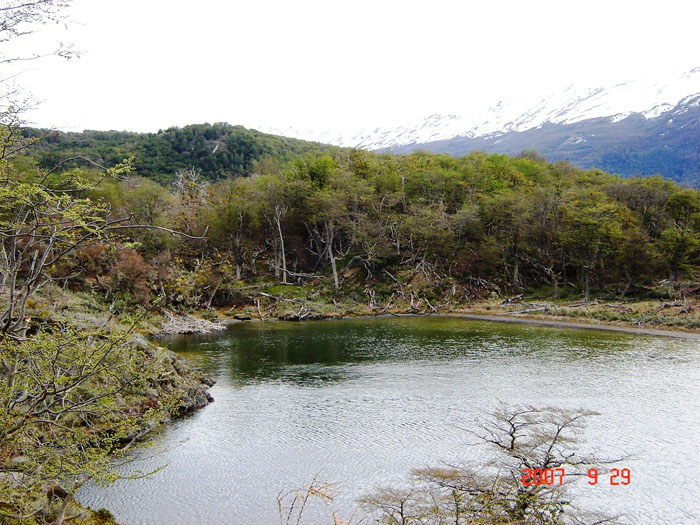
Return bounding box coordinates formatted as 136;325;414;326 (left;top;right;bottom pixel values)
584;271;590;302
205;281;221;308
619;279;631;299
274;207;287;284
326;222;339;291
3;360;18;387
273;249;280;278
669;267;676;296
54;493;72;525
562;265;567;294
235;264;241;281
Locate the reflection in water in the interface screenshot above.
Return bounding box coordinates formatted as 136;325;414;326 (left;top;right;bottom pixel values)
162;318;646;385
79;317;700;524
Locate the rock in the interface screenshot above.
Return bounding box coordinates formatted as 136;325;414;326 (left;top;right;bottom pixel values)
179;385;214;414
198;374;216;387
159;310;226;335
47;484;69;500
137;340;216;417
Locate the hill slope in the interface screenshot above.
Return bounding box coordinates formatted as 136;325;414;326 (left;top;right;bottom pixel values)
22;122;339;182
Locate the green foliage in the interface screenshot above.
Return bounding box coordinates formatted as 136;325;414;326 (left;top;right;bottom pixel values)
22;123;339;183
560;191;629;269
0;327;180;522
51;145;698;305
11;123;700;309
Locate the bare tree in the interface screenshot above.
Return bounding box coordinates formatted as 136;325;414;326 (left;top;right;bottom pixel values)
0;1;75;65
277;474;340;525
362;404;621;525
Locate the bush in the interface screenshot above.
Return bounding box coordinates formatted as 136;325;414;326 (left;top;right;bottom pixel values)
108;248;155;305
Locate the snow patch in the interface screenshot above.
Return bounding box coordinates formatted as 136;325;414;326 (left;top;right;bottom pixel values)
562;134;586;146
610;112;630;123
258;67;700;150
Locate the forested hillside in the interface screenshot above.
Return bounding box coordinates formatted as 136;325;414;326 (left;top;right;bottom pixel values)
38;147;700;311
16;125;696;525
22;122;338;182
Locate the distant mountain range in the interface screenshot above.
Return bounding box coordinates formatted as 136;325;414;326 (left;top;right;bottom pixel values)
263;68;700;185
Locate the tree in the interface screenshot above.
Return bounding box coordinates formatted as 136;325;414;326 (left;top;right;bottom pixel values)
0;326;178;523
109;175;176;256
254;173;308;284
207;177;262;281
522;188;564;297
0;160;133;340
657;189;700;294
0;1;75;67
362;405;620;525
1;1;76;153
481;192;530;289
306;170;372;291
0;6;205;521
560;191;630;301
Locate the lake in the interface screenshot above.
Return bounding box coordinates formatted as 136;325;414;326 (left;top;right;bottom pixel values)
77;317;700;524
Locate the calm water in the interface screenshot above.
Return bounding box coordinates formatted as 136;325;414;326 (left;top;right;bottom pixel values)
78;317;700;524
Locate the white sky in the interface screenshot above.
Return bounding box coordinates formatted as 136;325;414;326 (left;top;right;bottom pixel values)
4;0;700;133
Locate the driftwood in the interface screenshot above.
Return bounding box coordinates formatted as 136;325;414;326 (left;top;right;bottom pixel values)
383;270;406;298
379;299;394;314
603;303;632;313
271;267;322;279
283;305;311;320
680;298;694;314
559;300;599;307
405;292;422;313
365;289;376;309
653;301;683;313
506;306;549;315
160;310;225;335
500;294;523;304
255;292;324;307
424;297;438;313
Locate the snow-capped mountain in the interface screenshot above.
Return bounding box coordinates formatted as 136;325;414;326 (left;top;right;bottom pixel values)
261;67;700;152
259;67;700;184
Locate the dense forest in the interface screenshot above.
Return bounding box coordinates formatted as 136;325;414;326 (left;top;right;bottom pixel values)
22;123;337;183
17;139;699;312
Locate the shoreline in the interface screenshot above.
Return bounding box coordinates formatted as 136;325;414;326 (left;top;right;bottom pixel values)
174;308;700;341
438;312;700;340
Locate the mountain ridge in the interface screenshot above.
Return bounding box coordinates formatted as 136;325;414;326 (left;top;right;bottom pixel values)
260;68;700;184
263;67;700;150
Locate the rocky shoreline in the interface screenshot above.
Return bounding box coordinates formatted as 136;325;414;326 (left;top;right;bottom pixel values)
159;309;227;336
130;335;216;414
171;300;700;340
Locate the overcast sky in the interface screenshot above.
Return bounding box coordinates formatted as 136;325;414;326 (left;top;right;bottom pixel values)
5;0;700;133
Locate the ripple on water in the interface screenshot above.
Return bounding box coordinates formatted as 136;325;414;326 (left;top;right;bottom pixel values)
78;318;700;525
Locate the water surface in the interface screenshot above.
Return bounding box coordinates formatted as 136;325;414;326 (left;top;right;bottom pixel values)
78;317;700;524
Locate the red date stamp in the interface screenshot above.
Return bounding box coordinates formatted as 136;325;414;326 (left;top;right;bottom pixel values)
521;468;630;486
